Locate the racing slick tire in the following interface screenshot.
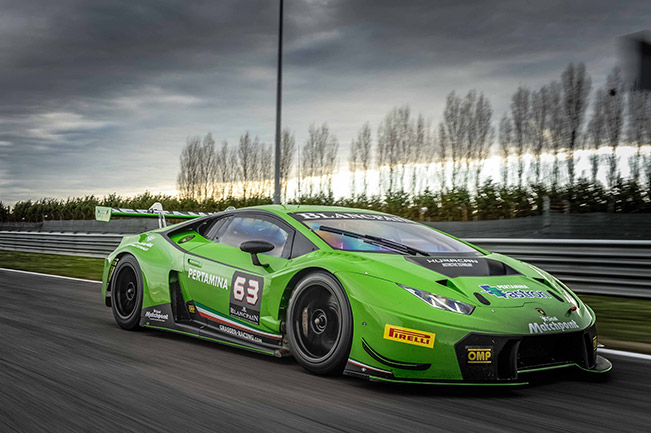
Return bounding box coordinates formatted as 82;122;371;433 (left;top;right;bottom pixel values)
110;255;144;331
287;271;353;375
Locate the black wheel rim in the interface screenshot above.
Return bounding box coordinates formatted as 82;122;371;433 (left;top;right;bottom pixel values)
114;265;138;319
292;283;342;362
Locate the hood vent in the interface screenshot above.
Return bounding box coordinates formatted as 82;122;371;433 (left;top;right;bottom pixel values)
533;277;565;302
474;292;491;305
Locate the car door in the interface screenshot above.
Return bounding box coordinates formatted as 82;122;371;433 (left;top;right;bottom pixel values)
182;213;292;333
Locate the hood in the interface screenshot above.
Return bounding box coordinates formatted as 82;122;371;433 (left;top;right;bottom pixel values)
347;251;576;310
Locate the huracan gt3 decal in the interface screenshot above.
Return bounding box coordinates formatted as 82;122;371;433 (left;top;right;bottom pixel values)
229;271;264;325
383;324;435;348
480;284;552;299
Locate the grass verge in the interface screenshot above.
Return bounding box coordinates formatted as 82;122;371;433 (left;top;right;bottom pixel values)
0;250;104;280
577;293;651;354
0;250;648;353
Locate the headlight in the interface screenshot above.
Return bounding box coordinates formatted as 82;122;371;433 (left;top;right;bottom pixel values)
397;283;475;315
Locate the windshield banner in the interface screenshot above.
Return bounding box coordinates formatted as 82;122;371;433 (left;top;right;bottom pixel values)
289;211;412;223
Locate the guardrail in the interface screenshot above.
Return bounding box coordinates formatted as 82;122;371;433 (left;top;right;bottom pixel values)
1;231;650;298
0;231;122;258
466;238;651;299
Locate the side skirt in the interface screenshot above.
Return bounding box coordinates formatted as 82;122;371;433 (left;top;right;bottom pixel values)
140;303;285;357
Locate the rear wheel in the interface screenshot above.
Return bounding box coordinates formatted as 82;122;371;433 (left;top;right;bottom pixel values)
111;255;143;330
286;272;353;375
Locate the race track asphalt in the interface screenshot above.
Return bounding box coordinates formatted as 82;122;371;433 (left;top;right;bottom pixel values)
0;269;649;433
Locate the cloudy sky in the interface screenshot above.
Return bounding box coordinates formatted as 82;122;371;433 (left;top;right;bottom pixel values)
1;0;649;204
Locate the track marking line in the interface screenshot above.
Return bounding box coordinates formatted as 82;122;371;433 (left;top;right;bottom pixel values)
0;267;101;284
598;348;651;362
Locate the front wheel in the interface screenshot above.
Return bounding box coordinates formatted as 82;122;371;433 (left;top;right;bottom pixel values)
286;272;353;375
110;255;143;330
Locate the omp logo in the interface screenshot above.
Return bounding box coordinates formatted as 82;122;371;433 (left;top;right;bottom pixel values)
467;347;492;364
383;325;435;348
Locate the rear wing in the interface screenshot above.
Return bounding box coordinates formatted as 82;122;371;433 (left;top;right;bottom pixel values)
95;202;218;228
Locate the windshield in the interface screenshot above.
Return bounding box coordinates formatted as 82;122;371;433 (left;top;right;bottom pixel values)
290;212;479;254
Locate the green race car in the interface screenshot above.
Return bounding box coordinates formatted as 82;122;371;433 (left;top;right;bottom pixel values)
99;204;611;385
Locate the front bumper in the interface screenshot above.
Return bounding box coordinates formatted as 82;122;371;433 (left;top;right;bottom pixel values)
344;324;608;384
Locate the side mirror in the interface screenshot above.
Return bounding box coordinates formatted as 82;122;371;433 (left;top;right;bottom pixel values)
240;240;275;267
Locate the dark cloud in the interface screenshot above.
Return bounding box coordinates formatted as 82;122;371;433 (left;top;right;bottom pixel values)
0;0;649;203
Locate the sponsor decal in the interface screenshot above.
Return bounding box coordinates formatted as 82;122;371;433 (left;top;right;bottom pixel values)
593;336;598;351
466;347;492;364
187;268;228;290
290;211;411;223
480;284;552;299
426;258;478;267
229;271;264;325
528;315;580;334
383;324;435;348
196;303;282;342
145;309;169;322
218;324;262;344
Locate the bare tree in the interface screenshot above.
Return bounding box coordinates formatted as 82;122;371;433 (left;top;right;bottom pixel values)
628;89;649;183
199;133;216;200
510;86;531;189
356;122;372;196
438;93;466;190
498;114;513;187
302;123;338;196
602;68;625;190
349;136;359;196
547;81;565;190
530;85;550;185
280;128;296;201
411;115;427;194
561;62;592;187
377;106;413;194
258;143;274;198
469;92;493;189
587;89;606;184
237;132;261;200
177;135;203;200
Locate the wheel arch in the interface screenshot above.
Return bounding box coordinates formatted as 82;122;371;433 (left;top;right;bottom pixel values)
278;266;344;324
105;251;140;307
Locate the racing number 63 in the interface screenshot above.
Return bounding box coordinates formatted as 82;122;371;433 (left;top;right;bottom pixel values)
233;276;259;305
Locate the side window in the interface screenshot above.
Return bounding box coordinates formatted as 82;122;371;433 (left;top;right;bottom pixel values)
196;216;229;239
218;217;289;257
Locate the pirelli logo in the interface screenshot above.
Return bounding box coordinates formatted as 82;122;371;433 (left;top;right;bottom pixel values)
467;347;492;364
383;325;435;348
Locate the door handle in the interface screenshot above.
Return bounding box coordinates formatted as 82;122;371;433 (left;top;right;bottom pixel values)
187;258;202;268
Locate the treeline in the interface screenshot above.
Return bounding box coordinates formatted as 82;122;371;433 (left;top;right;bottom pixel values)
2;179;650;223
177;62;651;202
